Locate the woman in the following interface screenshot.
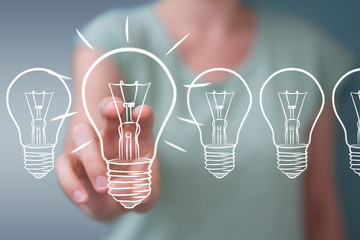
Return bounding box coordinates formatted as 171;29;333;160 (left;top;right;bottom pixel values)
55;0;354;239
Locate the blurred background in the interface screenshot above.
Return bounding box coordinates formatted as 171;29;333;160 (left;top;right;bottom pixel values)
0;0;359;239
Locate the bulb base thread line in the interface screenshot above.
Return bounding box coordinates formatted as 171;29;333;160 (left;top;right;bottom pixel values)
23;145;54;179
107;158;152;209
204;145;235;179
277;145;308;179
349;145;360;175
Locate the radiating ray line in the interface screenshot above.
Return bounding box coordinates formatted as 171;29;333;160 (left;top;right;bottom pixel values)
71;140;93;153
164;140;187;153
184;82;211;88
125;16;129;43
50;112;78;121
76;29;94;50
177;116;204;126
57;74;72;80
166;33;189;56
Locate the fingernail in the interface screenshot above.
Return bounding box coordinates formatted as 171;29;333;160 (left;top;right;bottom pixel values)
73;190;86;203
95;175;108;191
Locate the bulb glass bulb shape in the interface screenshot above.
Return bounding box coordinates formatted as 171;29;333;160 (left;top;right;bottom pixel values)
332;68;360;175
6;68;71;179
187;68;252;179
260;68;325;179
82;48;176;209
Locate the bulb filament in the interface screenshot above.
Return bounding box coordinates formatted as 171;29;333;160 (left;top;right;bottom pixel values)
109;81;151;160
25;90;53;146
206;90;234;146
278;90;307;146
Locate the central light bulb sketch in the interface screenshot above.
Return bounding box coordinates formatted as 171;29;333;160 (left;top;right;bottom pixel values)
25;91;53;146
82;47;176;209
187;68;252;179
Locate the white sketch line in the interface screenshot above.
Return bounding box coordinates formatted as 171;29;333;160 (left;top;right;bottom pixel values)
332;68;360;176
166;33;189;56
109;80;151;160
184;82;211;88
82;47;177;209
71;140;93;153
125;16;129;43
76;29;94;50
50;112;77;121
177;116;204;126
57;74;72;80
6;68;72;179
186;68;253;179
278;91;307;145
164;140;187;153
259;67;325;179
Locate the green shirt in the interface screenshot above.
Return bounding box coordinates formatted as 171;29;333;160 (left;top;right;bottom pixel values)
77;4;354;240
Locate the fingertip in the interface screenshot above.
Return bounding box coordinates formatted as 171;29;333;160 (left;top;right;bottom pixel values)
72;189;89;204
100;97;124;119
133;105;154;121
94;175;109;193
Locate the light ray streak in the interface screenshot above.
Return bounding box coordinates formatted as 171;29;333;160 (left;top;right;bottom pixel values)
164;140;187;153
50;112;77;122
76;29;94;50
166;33;189;56
177;116;204;126
71;140;93;153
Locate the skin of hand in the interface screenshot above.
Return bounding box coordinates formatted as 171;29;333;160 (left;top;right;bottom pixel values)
55;47;161;222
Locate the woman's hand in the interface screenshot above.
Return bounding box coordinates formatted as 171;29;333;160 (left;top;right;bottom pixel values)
55;97;160;222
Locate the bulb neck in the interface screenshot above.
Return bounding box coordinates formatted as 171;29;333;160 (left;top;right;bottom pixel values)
276;144;308;179
23;144;54;179
349;144;360;176
204;144;235;179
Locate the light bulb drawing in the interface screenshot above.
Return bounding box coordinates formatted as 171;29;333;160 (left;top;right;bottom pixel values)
186;68;252;179
6;68;72;179
82;48;176;209
332;68;360;176
260;68;325;179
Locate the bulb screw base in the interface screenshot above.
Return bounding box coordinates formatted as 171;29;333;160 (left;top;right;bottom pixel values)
107;158;152;209
349;145;360;175
204;145;235;179
23;145;54;179
277;144;308;179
